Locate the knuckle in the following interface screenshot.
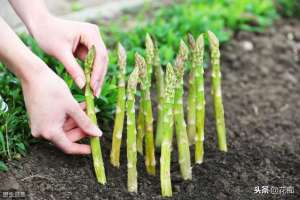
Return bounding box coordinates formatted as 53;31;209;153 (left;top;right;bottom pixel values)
62;147;74;155
81;119;93;131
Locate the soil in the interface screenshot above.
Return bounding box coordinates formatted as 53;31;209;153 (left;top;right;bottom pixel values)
1;19;300;200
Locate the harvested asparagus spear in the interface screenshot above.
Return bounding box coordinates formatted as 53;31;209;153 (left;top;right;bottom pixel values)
84;46;106;184
136;50;156;175
160;63;176;197
187;34;197;145
193;34;206;164
153;42;165;148
110;43;127;168
126;64;139;193
174;40;192;180
207;31;227;152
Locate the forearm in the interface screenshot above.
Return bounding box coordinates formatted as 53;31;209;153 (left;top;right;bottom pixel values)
0;17;45;83
9;0;51;35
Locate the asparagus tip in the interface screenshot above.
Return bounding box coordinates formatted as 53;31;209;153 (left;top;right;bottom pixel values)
207;30;219;49
188;33;196;49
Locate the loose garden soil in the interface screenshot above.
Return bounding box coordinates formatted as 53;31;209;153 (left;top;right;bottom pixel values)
1;19;300;200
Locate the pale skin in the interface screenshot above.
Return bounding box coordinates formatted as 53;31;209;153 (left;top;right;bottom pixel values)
0;0;108;154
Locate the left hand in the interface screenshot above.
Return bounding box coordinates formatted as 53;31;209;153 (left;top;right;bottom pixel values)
29;15;108;97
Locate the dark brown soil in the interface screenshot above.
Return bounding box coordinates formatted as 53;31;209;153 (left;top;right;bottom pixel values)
1;19;300;200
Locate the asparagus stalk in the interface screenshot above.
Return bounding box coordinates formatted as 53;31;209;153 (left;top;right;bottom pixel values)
187;34;197;144
126;64;139;193
110;43;127;168
207;31;227;152
136;103;145;155
136;34;155;156
84;46;106;184
153;42;165;147
160;63;176;197
136;51;156;175
174;40;192;180
194;34;206;164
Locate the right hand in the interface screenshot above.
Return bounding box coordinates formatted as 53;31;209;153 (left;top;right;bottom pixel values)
21;61;102;154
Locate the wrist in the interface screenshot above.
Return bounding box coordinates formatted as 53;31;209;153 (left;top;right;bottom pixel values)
25;11;53;36
15;52;49;85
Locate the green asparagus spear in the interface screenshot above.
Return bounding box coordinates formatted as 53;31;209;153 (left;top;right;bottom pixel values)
160;63;176;197
207;31;227;152
136;51;156;175
153;42;165;148
194;34;206;164
187;34;197;145
110;43;126;168
137;104;145;155
84;46;106;184
126;64;139;193
174;40;192;179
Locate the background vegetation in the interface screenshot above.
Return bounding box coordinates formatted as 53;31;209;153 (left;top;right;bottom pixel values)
0;0;296;171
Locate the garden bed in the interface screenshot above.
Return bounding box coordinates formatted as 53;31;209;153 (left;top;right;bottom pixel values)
1;19;300;200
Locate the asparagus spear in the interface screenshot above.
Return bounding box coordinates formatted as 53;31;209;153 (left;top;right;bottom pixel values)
126;64;139;193
110;43;127;168
187;34;197;145
194;34;206;164
174;40;192;180
136;51;156;175
207;31;227;152
160;63;176;197
153;41;165;148
136;34;155;156
137;93;145;155
84;46;106;184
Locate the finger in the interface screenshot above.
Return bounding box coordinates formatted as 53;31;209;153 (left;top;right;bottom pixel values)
63;102;86;131
51;131;91;155
67;102;102;137
91;40;108;97
66;128;87;142
58;51;86;89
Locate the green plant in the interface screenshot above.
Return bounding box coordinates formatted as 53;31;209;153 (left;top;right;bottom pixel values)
187;35;197;144
160;63;176;197
84;46;106;184
143;35;156;175
275;0;300;17
153;42;165;148
110;43;126;168
173;40;192;180
208;31;227;152
191;34;206;164
126;62;139;193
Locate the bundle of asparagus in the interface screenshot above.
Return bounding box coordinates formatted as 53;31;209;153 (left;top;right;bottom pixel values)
96;31;228;197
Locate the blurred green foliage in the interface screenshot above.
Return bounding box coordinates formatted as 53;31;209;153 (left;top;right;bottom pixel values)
0;0;284;169
275;0;300;18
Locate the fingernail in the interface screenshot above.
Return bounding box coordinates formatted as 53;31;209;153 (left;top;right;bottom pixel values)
92;125;102;137
94;80;101;97
75;77;85;89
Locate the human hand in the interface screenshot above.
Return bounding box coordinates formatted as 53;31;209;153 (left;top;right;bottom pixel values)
29;15;108;97
21;60;102;154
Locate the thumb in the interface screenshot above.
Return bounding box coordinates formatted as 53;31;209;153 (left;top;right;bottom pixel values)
59;51;86;89
67;102;102;137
